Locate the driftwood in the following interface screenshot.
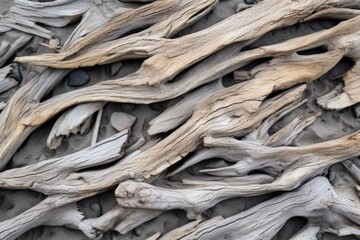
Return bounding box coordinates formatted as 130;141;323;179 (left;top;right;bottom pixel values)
79;205;162;239
0;195;85;240
0;32;31;67
47;102;106;149
0;11;358;171
1;0;360;239
155;176;360;240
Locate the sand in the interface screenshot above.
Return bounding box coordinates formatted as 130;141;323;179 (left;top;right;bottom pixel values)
0;0;359;239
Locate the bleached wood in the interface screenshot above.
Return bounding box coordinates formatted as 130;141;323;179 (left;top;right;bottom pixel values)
16;0;218;66
169;99;311;177
47;102;105;149
115;124;360;218
317;60;360;110
148;80;224;135
115;175;273;219
1;14;356;171
79;205;162;239
0;131;128;194
0;194;85;240
0;33;31;67
177;177;360;240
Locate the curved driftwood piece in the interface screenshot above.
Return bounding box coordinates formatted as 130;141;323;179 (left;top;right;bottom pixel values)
0;131;128;194
0;194;85;240
115;175;274;219
199;131;360;186
303;7;360;21
79;206;162;239
148;80;225;135
61;0;134;50
16;0;218;66
177;177;360;240
0;69;69;170
47;102;106;149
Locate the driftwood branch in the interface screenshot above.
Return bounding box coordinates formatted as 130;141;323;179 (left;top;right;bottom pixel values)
155;176;360;240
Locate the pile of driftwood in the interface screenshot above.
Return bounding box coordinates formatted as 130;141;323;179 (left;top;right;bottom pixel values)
1;0;360;239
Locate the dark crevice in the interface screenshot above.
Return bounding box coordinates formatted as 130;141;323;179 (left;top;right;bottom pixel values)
296;46;328;55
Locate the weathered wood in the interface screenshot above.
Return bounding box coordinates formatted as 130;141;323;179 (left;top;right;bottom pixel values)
79;205;162;239
16;0;358;68
169;98;311;177
0;33;31;67
0;131;128;193
115;122;360;218
0;194;86;240
115;175;273;219
317;60;360;110
0;14;356;171
47;102;105;149
16;0;218;66
175;177;360;240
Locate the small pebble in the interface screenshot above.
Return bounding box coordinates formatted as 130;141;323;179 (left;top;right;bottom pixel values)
110;112;136;132
67;69;90;87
